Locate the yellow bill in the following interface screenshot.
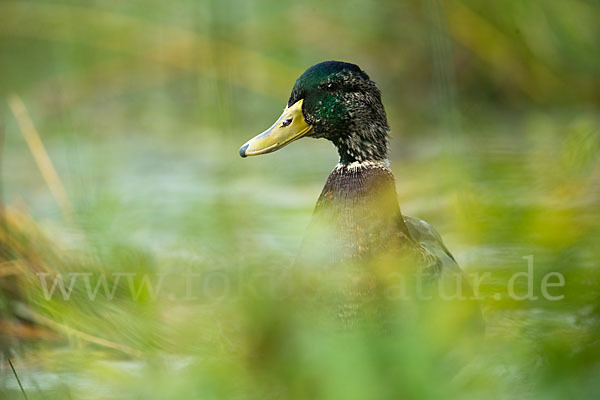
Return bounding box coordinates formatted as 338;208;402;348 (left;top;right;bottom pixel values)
239;99;313;157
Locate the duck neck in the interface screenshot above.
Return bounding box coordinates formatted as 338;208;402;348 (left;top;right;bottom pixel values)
332;125;389;165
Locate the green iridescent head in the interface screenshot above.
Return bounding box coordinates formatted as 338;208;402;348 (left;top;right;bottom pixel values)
240;61;390;164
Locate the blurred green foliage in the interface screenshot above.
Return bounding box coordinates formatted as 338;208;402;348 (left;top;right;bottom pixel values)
0;0;599;399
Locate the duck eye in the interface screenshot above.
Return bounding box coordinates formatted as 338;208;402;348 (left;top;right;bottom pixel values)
281;118;292;127
326;83;336;91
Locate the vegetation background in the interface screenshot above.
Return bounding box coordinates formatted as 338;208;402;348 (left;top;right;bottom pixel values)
0;0;599;398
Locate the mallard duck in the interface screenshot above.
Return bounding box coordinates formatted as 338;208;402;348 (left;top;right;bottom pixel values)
240;61;483;331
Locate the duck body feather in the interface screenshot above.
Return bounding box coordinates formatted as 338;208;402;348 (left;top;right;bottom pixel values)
306;160;454;275
299;160;484;334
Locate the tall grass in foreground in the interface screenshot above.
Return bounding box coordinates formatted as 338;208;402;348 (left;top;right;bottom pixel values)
0;110;598;399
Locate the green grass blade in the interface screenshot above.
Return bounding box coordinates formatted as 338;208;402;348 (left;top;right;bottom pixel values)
7;358;29;400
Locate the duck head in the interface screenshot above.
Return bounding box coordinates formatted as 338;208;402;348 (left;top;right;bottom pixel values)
239;61;390;165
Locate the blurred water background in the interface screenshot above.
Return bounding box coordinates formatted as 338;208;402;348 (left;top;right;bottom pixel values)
0;0;599;399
